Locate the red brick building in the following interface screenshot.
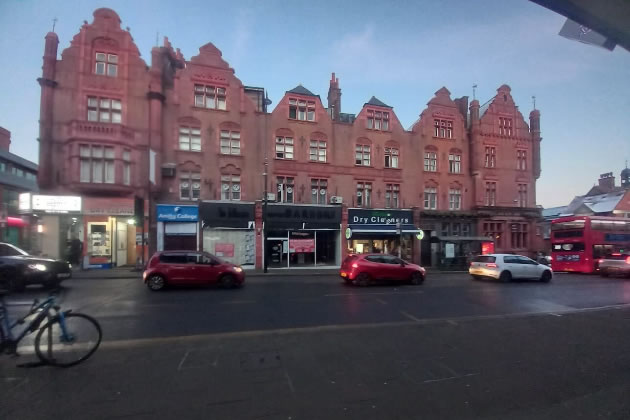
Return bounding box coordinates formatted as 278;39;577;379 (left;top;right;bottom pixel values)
36;8;543;269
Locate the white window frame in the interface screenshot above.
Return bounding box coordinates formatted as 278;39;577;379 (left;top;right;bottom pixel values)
179;126;202;152
194;84;227;110
424;151;437;172
277;176;295;203
221;175;241;201
309;140;327;162
449;188;462;210
180;171;201;201
384;147;399;168
80;145;115;184
355;144;371;166
87;96;122;124
424;187;437;210
385;184;400;208
485;146;496;168
356;182;372;208
367;110;389;131
485;182;497;206
448;153;461;173
95;52;118;77
275;137;294;159
311;178;328;204
220;130;241;155
289;98;315;121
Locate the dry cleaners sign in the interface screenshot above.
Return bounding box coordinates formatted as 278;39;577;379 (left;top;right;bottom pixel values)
349;209;412;226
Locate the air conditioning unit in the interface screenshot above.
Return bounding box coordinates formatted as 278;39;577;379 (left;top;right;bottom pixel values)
265;193;276;202
161;167;176;178
330;196;343;204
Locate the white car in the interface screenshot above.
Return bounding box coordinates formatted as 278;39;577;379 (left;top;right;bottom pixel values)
469;254;553;282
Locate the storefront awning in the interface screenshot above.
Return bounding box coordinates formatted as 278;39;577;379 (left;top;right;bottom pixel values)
436;236;494;242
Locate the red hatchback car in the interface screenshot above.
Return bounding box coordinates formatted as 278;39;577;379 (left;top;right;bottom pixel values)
143;251;245;291
340;254;426;286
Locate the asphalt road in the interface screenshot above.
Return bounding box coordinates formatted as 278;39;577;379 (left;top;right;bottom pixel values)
2;272;630;419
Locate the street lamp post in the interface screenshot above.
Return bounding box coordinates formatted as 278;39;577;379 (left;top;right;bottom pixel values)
263;157;269;273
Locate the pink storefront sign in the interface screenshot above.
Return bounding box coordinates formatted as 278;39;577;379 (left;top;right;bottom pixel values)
290;238;315;253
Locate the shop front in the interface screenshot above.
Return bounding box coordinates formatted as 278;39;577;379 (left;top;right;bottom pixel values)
18;193;83;261
200;201;256;267
156;204;199;251
82;197;138;269
346;208;421;263
265;204;341;269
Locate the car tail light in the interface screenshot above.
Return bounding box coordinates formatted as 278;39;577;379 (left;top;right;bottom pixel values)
626;257;630;264
470;262;474;267
598;259;604;264
486;263;498;268
351;263;359;268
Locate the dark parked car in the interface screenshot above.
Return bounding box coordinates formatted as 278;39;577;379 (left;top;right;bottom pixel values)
143;251;245;291
340;253;425;286
0;242;72;291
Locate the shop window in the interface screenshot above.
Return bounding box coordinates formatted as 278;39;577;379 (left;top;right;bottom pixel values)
277;176;294;203
462;224;471;236
180;171;201;200
179;126;202;151
194;84;227;110
355;144;371;166
424;187;437;210
95;52;118;77
87;96;121;124
384;147;399;168
441;222;449;236
221;175;241;200
80;145;115;184
276;137;294;159
311;178;327;204
385;184;400;208
367;110;389;131
123;149;131;185
356;182;372;208
220;130;241;155
289;98;315;121
309;140;327;162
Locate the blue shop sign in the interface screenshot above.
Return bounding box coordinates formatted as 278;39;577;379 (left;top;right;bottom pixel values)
157;205;198;222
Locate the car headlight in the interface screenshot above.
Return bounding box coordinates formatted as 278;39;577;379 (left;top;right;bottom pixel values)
28;263;47;271
233;266;243;273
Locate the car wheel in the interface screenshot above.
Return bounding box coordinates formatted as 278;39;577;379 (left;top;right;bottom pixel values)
147;274;166;291
410;272;424;285
219;274;236;289
499;271;512;283
355;273;370;287
471;275;481;281
540;270;552;283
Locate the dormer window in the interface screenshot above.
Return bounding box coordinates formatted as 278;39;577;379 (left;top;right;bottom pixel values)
499;117;513;136
367;110;389;131
95;52;118;77
289;98;315;121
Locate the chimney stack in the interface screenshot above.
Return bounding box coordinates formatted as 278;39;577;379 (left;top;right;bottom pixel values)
598;172;615;192
327;72;341;121
0;127;10;151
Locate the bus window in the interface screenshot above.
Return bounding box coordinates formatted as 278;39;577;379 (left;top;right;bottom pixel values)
551;220;585;231
552;243;585;252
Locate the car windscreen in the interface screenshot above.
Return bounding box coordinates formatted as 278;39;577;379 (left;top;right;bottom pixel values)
472;256;496;263
0;243;29;257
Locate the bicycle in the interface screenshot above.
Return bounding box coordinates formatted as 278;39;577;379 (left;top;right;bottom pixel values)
0;288;102;367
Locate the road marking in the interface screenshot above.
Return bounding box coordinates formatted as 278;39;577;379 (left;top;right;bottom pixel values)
324;291;424;297
374;298;388;305
423;373;479;384
79;302;630;352
549;313;562;317
284;371;295;394
399;310;421;322
447;320;458;326
177;350;190;371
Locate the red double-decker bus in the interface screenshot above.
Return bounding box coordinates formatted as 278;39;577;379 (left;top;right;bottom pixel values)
551;216;630;273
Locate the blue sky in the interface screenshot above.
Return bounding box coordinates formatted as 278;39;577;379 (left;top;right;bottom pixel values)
0;0;628;208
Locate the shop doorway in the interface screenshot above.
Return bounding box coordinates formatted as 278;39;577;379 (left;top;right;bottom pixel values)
267;239;287;268
164;235;197;251
115;221;128;266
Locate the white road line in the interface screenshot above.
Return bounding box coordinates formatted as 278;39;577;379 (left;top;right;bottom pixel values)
284;371;296;394
399;310;421;322
423;373;479;384
177;350;190;371
447;320;458;326
374;298;388;305
90;302;630;351
549;313;563;317
324;291;424;297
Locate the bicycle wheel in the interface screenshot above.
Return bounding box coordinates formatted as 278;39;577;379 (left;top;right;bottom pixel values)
35;313;102;367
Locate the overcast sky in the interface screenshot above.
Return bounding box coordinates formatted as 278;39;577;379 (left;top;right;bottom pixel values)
1;0;628;208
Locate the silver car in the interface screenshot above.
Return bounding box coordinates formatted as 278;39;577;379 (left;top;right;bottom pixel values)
469;254;553;282
598;254;630;278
